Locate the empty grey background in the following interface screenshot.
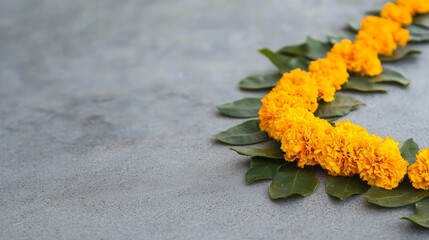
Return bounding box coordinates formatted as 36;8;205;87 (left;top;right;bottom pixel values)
1;0;429;239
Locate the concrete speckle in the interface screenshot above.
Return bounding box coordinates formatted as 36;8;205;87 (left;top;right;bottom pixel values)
2;0;429;239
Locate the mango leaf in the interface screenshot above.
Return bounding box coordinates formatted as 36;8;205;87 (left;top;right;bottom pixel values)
365;181;429;208
239;73;281;90
342;76;389;92
215;119;269;145
314;95;364;120
328;32;355;44
379;47;421;62
217;98;261;118
348;19;360;32
259;49;309;72
365;10;379;16
407;24;429;42
269;165;318;199
278;37;332;60
400;139;420;165
326;175;370;200
246;157;286;184
370;68;410;86
413;14;429;28
230;140;283;159
402;198;429;228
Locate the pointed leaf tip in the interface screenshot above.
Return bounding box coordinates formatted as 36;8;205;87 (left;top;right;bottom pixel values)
239;73;281;90
259;48;308;72
230;140;284;159
217;98;261;118
402;198;429;228
215;119;269;145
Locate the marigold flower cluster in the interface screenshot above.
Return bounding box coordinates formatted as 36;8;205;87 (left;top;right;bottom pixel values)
396;0;429;14
408;149;429;190
258;1;429;189
326;0;429;76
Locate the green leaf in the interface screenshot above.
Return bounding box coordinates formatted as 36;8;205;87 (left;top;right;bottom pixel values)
413;14;429;28
230;140;283;159
278;37;332;60
328;32;355;44
365;181;429;208
365;10;380;16
269;165;318;199
246;157;286;184
326;175;370;200
348;18;360;32
407;24;429;42
342;76;389;92
285;57;309;71
402;198;429;228
400;139;420;164
370;68;410;86
259;48;308;72
239;73;281;90
217;98;261;118
314;95;364;120
379;47;421;62
215;119;269;145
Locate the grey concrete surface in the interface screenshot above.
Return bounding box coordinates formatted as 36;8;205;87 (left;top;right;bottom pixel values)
1;0;429;239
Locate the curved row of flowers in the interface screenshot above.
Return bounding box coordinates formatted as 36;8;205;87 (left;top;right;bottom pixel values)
258;0;429;190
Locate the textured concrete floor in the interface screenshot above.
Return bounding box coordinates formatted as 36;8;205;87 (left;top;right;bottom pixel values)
2;0;429;239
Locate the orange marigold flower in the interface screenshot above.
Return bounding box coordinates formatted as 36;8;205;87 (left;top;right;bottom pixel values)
309;57;349;102
318;120;368;176
259;89;307;140
280;111;333;168
393;28;411;46
396;0;429;14
258;86;318;140
381;2;413;25
327;39;382;76
408;149;429;190
275;69;319;112
355;16;409;56
357;136;409;189
263;105;311;141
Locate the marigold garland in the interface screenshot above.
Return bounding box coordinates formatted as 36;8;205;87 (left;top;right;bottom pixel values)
258;0;429;190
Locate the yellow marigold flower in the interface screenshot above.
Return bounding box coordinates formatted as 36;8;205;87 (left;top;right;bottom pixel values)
258;86;316;140
381;2;413;25
280;111;333;168
318;120;368;176
276;69;315;87
357;136;409;189
275;69;319;112
314;80;336;103
408;149;429;190
327;39;382;76
262;105;310;141
355;16;409;56
393;28;411;46
396;0;429;14
309;57;349;102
